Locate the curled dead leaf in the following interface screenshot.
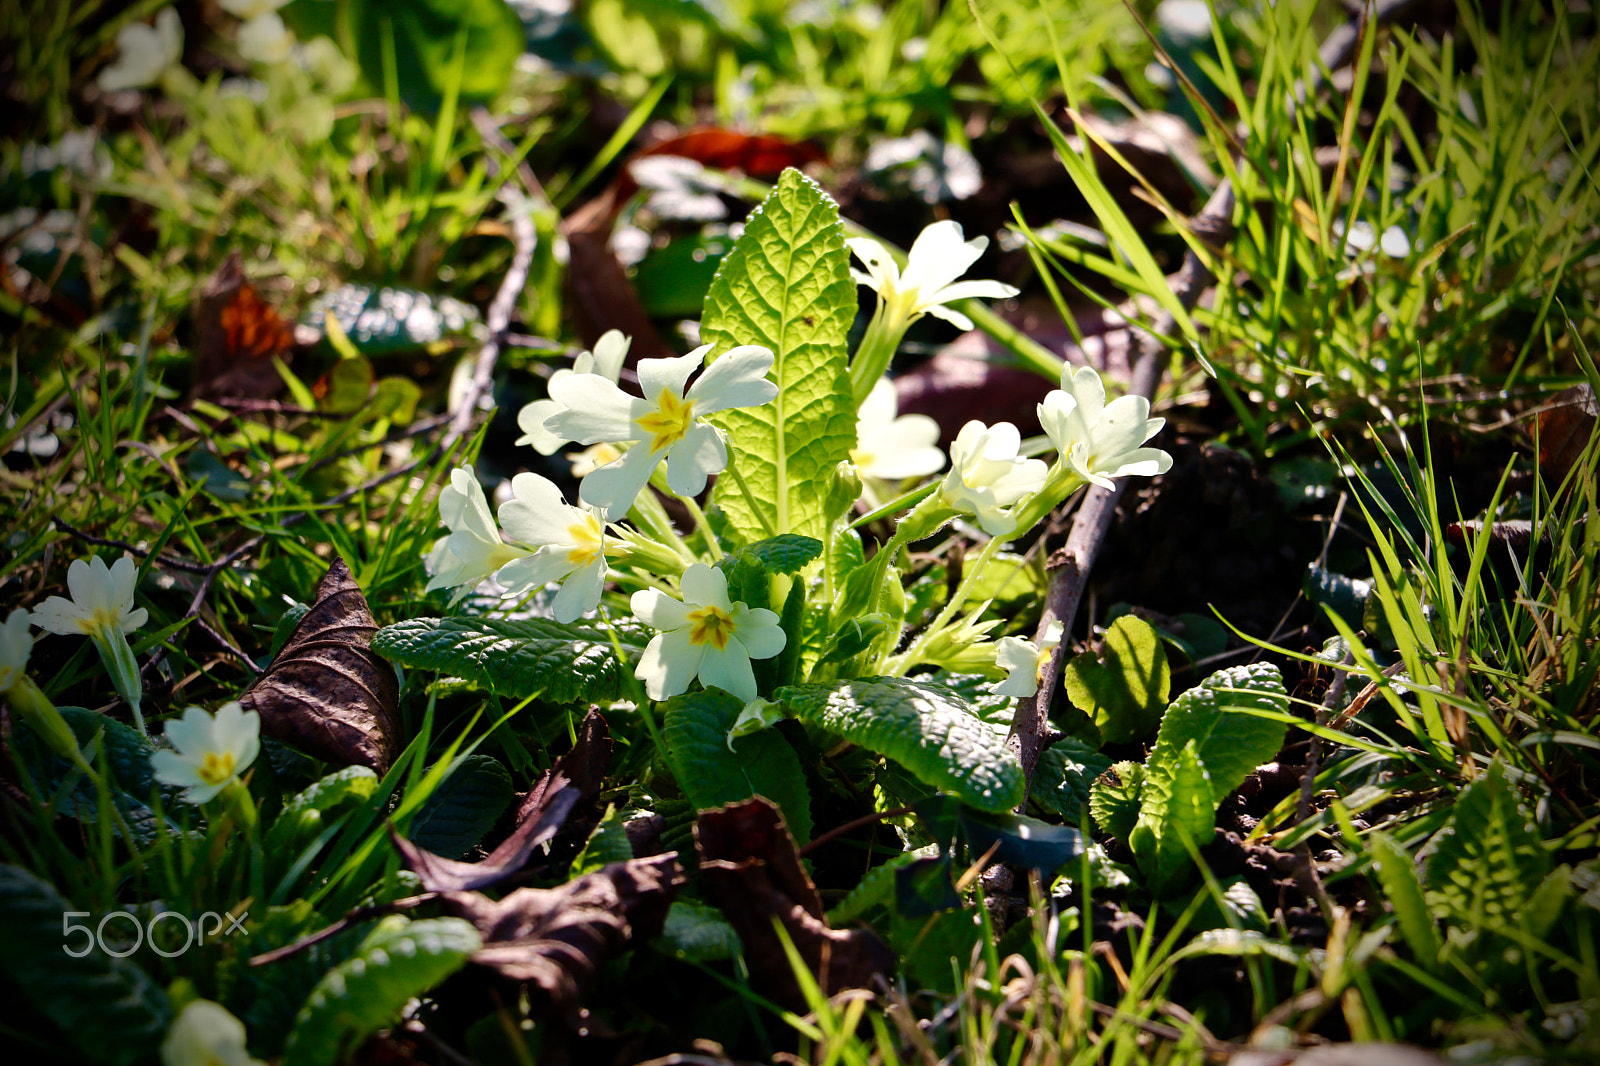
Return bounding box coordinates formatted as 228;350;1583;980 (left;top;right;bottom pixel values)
239;556;399;772
443;854;684;1007
191;253;297;402
696;797;895;1011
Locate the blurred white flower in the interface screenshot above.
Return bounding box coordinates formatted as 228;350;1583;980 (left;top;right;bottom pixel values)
295;36;356;93
631;156;727;220
219;0;290;19
631;563;786;703
161;999;265;1066
237;13;294;65
847;220;1017;333
545;343;778;520
994;620;1063;698
496;472;609;624
1038;365;1172;491
938;421;1048;537
150;703;261;804
425;467;532;596
0;609;31;695
97;8;184;93
516;330;631;455
852;378;944;481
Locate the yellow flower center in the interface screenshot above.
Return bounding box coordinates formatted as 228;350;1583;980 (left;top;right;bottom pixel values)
686;605;735;651
197;751;237;786
572;442;622;477
566;513;605;568
76;607;122;637
635;390;696;453
849;447;875;469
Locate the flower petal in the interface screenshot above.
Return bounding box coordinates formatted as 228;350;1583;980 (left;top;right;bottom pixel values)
922;303;975;332
732;606;786;660
901;221;985;296
631;587;692;631
637;629;702;701
932;279;1020;303
150;749;203;788
685;345;777;414
162;705;216;759
551;556;607;623
663;422;725;498
514;399;568;454
27;596;87;635
635;348;704;403
498;472;578;546
590;330;631;382
547;374;641;445
496;549;579;593
679;563;731;611
697;644;757;704
577;441;661;521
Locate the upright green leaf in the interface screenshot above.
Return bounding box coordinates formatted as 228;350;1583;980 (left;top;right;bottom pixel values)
1370;831;1442;968
371;616;648;702
1088;760;1145;841
0;865;171;1066
282;916;480;1066
1424;761;1552;933
660;689;813;842
409;755;514;860
1063;615;1170;743
1129;741;1214;894
777;677;1025;813
265;765;381;857
1144;662;1289;807
702;168;857;544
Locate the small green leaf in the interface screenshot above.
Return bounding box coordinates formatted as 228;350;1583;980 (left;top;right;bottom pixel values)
656;900;742;963
1063;615;1170;743
777;677;1024;813
319;357;374;414
371;616;648;703
572;805;635;877
702;168;857;544
1089;760;1145;841
661;689;813;842
282;916;481;1066
1144;661;1289;808
1032;737;1113;820
409;755;513;860
1129;740;1213;894
265;765;381;857
1424;761;1551;934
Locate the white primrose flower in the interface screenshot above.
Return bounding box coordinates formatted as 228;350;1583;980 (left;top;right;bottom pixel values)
295;36;356;93
847;220;1018;333
29;555;148;638
853;378;944;481
161;998;266;1066
236;13;294;65
631;563;786;704
495;472;609;624
938;420;1049;536
1039;365;1173;491
516;330;632;456
97;8;184;93
545;343;779;520
994;620;1064;698
219;0;290;19
425;467;532;596
0;608;32;694
150;702;261;804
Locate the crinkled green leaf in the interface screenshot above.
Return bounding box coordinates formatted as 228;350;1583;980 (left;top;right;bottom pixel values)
717;534;823;610
410;755;514;860
661;689;812;842
1033;737;1114;820
1370;830;1441;968
703;168;856;544
1088;760;1145;841
282;916;481;1066
776;677;1024;813
371;616;647;702
265;765;381;857
1424;761;1552;933
656;899;742;962
1145;661;1289;807
1129;740;1213;894
1063;615;1170;743
0;865;171;1066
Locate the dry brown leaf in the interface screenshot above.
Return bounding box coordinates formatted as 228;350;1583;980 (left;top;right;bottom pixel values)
239;556;399;772
191;253;296;402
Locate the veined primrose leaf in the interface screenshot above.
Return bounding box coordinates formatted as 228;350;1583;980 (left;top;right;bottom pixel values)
1143;661;1289;808
1424;760;1553;935
1089;760;1145;841
1128;740;1213;894
661;689;813;842
371;616;648;702
282;916;480;1066
1063;614;1170;743
776;677;1025;813
702;168;856;544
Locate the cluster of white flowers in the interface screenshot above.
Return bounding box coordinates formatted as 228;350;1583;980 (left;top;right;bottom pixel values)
220;0;294;65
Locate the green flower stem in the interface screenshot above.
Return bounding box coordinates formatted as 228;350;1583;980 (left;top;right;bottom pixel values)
847;305;905;408
887;534;1008;676
217;779;258;834
862;495;955;617
90;629;145;734
847;479;940;531
1008;466;1088;538
5;674;92;774
676;491;723;557
629;481;697;564
723;459;778;539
